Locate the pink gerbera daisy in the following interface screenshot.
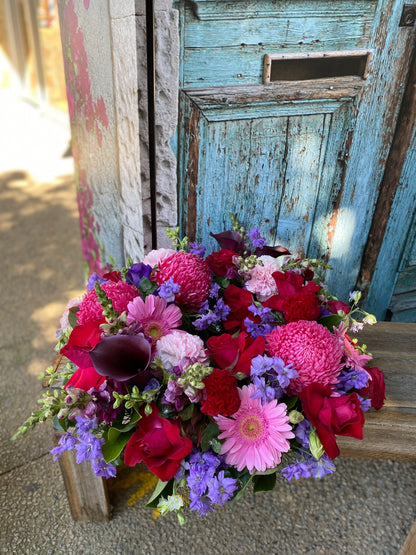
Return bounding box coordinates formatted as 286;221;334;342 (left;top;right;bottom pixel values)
126;295;182;343
215;384;294;474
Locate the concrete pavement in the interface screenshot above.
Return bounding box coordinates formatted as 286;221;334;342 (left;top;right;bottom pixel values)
0;91;415;555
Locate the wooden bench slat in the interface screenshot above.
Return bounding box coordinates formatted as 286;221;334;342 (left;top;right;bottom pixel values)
339;322;416;459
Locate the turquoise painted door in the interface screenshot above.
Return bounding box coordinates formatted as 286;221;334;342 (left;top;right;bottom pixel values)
175;0;416;321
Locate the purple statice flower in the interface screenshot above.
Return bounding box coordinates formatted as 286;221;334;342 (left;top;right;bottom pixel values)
250;354;298;392
213;297;230;321
207;471;238;505
310;455;336;479
74;433;104;464
87;273;108;291
281;460;312;481
91;458;117;479
158;278;180;303
251;376;282;404
357;394;372;413
281;454;335;481
247;227;266;249
189;491;214;516
75;415;99;435
187;465;212;496
295;419;311;449
189;242;206;258
144;378;160;392
50;432;77;461
193;297;230;331
126;262;152;288
209;282;221;299
245;317;275;338
193;311;218;331
336;369;369;393
250;354;277;377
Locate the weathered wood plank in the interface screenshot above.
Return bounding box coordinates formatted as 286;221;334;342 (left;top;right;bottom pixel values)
338;322;416;459
55;430;111;521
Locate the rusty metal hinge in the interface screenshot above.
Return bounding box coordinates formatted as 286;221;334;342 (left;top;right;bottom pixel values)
399;4;416;27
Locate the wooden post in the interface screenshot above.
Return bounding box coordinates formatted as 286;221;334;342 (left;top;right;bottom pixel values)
55;430;111;521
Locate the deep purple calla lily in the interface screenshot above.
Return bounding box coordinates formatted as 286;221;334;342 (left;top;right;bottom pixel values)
89;334;152;386
254;245;291;258
210;230;245;254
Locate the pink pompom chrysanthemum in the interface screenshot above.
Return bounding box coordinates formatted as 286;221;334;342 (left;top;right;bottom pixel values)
215;384;294;474
245;255;283;302
126;295;182;344
77;281;139;325
155;251;211;311
156;330;209;371
266;320;343;394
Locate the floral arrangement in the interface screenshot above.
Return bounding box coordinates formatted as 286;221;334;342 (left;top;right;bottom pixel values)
15;216;385;523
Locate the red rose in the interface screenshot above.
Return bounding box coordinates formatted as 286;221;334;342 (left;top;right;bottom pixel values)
205;249;238;277
206;334;238;369
223;284;253;332
201;368;241;416
60;320;102;368
64;366;106;392
234;332;266;375
300;383;365;459
206;332;265;376
124;404;193;481
358;367;386;410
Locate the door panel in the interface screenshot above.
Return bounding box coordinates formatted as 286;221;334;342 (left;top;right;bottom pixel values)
177;0;416;317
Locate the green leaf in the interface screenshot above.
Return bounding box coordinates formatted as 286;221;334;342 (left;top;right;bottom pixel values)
101;431;132;463
139;277;157;297
68;306;79;328
201;421;220;452
179;404;194;421
233;471;253;502
285;396;298;411
253;472;277;493
318;314;342;331
109;411;141;433
53;415;66;432
146;478;174;508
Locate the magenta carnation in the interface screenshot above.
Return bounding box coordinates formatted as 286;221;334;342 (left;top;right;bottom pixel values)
155;251;211;311
77;281;139;325
266;320;343;394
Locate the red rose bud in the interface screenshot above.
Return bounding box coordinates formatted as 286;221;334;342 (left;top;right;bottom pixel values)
124;404;193;482
358;367;386;410
300;382;365;459
222;284;253;332
206;331;265;376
